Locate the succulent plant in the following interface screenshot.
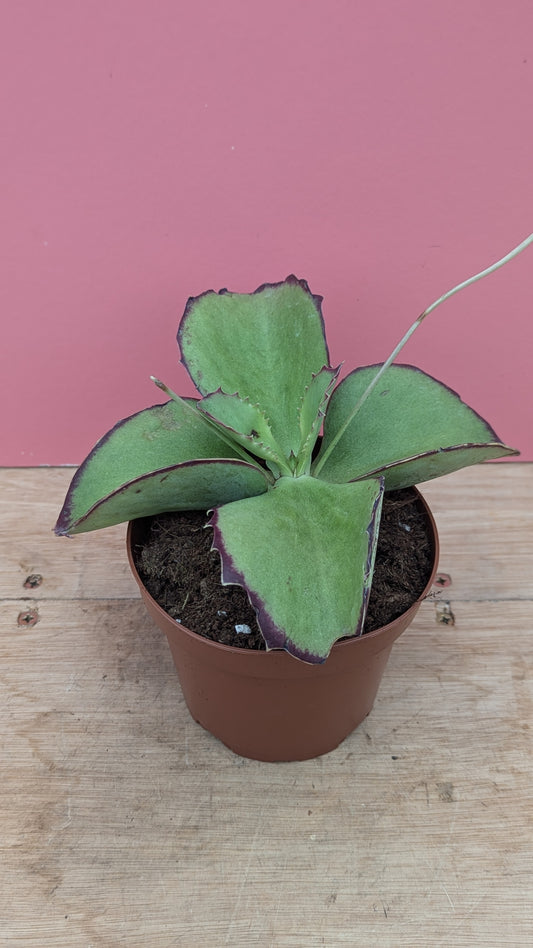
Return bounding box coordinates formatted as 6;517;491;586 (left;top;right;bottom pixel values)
55;236;531;662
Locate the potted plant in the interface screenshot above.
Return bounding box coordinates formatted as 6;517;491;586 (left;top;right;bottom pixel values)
55;235;531;761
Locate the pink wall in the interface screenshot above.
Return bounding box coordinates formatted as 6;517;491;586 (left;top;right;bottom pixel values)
2;0;532;465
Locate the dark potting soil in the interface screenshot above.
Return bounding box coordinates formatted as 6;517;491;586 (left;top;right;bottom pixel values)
133;488;434;651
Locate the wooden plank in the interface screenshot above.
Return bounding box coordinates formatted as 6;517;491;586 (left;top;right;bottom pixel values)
420;463;533;600
0;467;138;601
2;597;532;946
1;465;532;946
1;464;531;603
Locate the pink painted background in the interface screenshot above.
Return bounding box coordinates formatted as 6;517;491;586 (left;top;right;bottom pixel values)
2;0;532;465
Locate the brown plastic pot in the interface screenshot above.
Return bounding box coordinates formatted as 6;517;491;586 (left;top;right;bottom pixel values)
127;490;439;762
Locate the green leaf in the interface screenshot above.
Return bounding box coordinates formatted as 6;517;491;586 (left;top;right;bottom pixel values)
210;475;384;663
178;276;329;458
314;364;518;489
295;365;340;475
197;390;292;474
55;400;269;535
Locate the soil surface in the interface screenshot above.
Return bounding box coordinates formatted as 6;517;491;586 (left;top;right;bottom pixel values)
133;488;434;650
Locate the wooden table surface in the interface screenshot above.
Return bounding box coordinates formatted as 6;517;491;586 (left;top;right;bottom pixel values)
1;465;532;947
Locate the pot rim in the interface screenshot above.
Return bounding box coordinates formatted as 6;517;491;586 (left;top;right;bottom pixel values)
126;487;439;661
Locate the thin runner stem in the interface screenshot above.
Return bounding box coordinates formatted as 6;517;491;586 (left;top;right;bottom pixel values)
313;233;533;477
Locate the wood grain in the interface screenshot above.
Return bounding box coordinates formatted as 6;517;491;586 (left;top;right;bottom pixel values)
1;465;532;947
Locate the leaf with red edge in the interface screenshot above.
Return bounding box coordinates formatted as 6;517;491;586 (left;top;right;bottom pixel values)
210;475;384;663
